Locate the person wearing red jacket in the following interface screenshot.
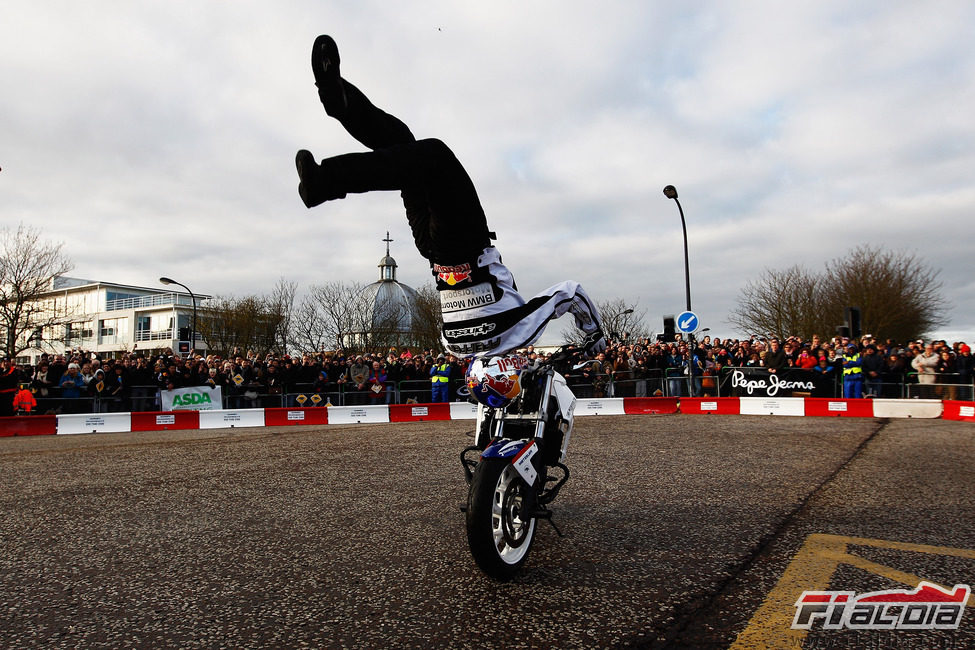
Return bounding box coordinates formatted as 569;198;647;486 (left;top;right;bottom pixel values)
796;348;818;369
13;384;37;415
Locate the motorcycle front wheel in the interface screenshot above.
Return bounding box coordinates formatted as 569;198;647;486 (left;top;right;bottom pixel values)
465;457;537;580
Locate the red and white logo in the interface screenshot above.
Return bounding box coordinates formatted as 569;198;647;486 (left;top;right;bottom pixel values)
792;581;970;630
434;262;472;286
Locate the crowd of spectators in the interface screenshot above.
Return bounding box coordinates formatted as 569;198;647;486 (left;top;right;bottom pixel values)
2;333;972;416
569;332;973;399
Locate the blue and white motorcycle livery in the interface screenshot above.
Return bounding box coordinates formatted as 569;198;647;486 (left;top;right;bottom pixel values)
460;348;580;580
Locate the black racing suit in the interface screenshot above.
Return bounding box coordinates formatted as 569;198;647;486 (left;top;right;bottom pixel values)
307;45;604;357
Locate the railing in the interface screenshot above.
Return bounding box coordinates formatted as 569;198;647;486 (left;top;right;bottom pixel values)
105;293;196;311
135;329;175;342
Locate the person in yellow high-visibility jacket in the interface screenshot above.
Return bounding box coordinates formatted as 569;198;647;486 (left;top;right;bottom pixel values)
430;355;451;403
842;344;863;398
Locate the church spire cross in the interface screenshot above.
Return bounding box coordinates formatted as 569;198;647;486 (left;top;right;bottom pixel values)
383;231;393;256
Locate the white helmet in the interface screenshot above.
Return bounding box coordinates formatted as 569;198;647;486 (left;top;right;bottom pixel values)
465;355;528;408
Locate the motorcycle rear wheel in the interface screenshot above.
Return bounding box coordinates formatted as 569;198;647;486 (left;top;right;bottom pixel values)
466;458;536;580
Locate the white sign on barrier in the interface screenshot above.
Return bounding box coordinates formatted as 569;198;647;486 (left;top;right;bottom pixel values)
57;412;132;434
198;409;266;429
575;399;626;416
740;397;805;416
828;401;848;412
960;406;975;418
156;414;176;425
871;399;943;419
411;406;429;417
327;405;390;425
450;402;478;420
700;401;718;411
287;411;306;421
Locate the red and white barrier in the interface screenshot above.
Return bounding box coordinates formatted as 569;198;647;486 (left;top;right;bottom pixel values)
131;410;201;431
575;398;626;416
870;399;943;419
199;408;266;429
264;407;328;427
623;397;679;415
57;412;132;435
0;414;57;436
326;405;390;425
943;400;975;421
2;396;974;437
389;403;451;423
802;398;874;418
680;397;741;415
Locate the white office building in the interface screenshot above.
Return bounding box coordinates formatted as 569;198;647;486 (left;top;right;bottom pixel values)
15;276;208;364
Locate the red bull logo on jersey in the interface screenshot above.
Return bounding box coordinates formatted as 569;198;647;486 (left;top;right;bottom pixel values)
434;262;472;286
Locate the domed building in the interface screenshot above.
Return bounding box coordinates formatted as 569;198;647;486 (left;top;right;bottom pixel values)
344;233;421;348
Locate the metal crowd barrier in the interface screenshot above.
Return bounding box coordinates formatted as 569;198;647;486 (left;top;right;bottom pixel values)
13;371;975;415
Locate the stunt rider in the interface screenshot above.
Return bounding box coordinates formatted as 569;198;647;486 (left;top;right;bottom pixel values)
295;35;605;357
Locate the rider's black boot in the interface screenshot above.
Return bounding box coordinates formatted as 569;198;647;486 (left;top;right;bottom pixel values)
312;34;348;118
296;150;346;208
296;149;410;208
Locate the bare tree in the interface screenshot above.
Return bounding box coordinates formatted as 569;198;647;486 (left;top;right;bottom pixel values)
562;298;650;345
821;245;947;342
197;294;286;357
0;223;74;359
267;277;297;354
294;281;372;353
409;282;444;352
728;265;822;339
729;245;948;341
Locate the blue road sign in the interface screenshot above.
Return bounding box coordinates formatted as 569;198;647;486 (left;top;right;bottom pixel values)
676;310;700;334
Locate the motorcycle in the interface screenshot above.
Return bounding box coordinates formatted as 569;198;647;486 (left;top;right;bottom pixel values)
460;346;582;580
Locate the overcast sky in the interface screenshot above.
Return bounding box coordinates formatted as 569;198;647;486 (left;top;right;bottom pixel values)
3;1;974;344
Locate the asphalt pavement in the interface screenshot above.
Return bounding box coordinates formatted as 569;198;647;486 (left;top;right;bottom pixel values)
1;414;973;649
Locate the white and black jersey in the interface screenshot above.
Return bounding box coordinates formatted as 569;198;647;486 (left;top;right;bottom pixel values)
435;247;604;357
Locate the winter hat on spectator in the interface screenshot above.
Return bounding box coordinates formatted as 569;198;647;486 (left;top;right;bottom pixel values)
961;344;971;354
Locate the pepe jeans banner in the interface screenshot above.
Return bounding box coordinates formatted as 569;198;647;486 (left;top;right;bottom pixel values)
160;386;223;411
723;368;833;398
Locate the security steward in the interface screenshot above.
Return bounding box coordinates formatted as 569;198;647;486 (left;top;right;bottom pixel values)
430;355;451;403
842;343;863;399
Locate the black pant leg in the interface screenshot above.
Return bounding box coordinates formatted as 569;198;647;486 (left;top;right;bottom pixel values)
322;139;491;263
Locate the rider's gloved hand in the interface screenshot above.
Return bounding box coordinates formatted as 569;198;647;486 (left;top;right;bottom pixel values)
582;329;607;355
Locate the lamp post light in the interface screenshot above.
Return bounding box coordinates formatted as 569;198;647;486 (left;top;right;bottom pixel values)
159;276;197;355
663;185;691;313
663;184;695;396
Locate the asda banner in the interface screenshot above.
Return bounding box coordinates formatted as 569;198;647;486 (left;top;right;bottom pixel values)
160;386;223;411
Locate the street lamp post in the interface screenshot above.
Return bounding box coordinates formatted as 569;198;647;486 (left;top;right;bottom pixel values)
159;276;197;355
663;185;695;397
663;185;691;313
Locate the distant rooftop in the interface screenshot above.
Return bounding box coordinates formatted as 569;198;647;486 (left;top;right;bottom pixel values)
52;276;96;289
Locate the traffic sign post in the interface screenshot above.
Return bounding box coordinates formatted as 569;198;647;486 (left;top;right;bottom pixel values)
676;310;700;334
674;310;702;398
